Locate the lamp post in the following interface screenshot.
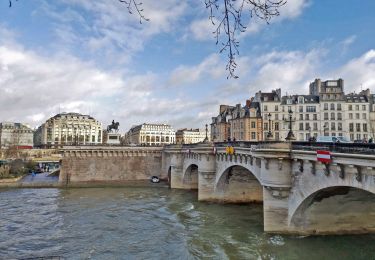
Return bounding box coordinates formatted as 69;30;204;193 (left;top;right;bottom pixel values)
266;112;273;140
323;123;328;136
285;108;296;141
203;124;209;142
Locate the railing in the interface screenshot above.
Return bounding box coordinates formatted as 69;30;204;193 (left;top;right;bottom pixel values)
292;141;375;155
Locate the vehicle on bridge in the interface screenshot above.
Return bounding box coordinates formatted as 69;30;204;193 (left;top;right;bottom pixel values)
316;136;351;143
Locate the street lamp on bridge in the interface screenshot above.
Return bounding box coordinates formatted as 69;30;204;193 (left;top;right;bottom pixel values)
285;108;296;141
266;112;273;140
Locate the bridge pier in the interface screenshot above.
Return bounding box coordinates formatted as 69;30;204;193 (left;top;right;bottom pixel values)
198;170;216;201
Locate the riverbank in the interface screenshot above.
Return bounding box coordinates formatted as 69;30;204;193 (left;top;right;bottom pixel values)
0;179;169;189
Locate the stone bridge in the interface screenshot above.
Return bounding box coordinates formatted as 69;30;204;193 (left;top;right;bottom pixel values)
162;142;375;235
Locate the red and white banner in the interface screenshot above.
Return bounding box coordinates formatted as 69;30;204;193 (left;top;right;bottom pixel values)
316;150;331;163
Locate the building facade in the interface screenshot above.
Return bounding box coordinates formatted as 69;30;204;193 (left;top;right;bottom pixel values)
34;112;102;148
211;100;263;142
211;78;374;142
0;122;34;149
176;128;208;144
124;123;175;146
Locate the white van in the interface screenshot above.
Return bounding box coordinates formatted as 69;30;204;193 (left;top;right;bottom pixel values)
316;136;351;143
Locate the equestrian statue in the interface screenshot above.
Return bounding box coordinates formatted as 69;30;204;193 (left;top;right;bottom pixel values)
107;120;120;133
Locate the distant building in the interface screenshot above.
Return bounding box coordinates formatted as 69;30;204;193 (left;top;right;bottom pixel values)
34;112;103;148
176;128;208;144
211;99;263;142
124;123;175;146
0;122;34;149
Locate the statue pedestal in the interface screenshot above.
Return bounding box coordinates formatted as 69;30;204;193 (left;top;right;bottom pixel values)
105;133;121;145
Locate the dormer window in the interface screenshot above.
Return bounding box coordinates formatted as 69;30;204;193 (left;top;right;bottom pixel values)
298;97;304;104
287;99;292;105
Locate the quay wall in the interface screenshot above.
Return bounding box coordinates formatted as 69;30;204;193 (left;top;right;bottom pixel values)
60;147;164;185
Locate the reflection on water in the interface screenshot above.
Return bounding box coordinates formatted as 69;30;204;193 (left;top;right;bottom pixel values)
0;188;374;259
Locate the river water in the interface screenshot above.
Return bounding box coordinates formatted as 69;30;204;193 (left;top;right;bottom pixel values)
0;187;374;260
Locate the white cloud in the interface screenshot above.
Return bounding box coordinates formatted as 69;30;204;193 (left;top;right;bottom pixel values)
168;54;223;86
248;49;325;95
40;0;188;64
332;49;375;92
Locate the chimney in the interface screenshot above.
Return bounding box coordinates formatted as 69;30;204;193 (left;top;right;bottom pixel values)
246;99;251;108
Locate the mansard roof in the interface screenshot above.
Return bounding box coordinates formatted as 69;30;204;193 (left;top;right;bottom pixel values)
345;93;369;102
280;95;319;105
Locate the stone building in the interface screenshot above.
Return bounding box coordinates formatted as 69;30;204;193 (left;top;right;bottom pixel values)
124;123;175;146
211;100;263;142
253;89;283;140
210;105;235;142
344;90;371;141
229;100;263;141
0;122;34;149
279;95;321;141
34;112;103;148
370;93;375;139
176;128;208;144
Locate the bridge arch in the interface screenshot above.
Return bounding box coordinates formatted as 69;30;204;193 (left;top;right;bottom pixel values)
214;165;263;203
182;163;199;190
289;185;375;234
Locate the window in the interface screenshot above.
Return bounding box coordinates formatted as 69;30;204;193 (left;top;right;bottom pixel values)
349;123;354;132
299;114;303;120
357;134;361;140
299;106;303;112
350;134;354;140
348;105;352;110
313;122;318;130
337;113;342;120
251;132;256;139
356;123;361;132
306;123;310;130
363;113;367;119
306;106;316;112
337;103;342;110
331;113;335;120
338;123;342;131
363;124;368;132
330;103;335;110
313;114;317;120
299;123;304;130
264;105;268;111
275;122;279;131
251;121;256;128
349;113;353;119
275;132;279;140
324;113;328;120
264;123;268;130
356;113;360;119
275;105;278;111
362;105;366;110
324;103;328;110
275;114;279;120
299;97;304;103
356;105;359;110
305;114;309;120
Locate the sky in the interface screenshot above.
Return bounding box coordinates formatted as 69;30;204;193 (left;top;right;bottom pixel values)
1;0;375;132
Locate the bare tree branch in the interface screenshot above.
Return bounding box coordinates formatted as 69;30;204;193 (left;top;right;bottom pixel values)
205;0;286;78
118;0;150;24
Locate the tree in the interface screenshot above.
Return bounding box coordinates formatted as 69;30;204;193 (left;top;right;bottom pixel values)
8;0;286;78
